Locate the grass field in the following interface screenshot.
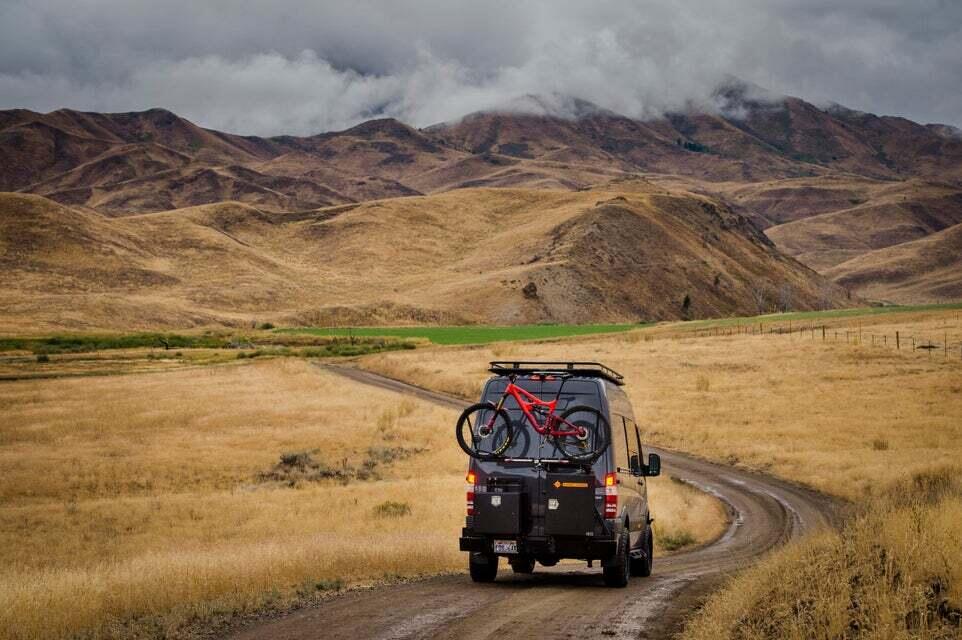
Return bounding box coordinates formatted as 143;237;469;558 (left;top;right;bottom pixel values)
283;323;642;345
0;359;723;640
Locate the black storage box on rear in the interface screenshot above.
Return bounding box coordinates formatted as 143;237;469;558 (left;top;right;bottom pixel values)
544;473;597;536
473;491;524;535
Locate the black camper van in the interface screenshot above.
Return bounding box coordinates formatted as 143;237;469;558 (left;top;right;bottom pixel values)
458;362;661;588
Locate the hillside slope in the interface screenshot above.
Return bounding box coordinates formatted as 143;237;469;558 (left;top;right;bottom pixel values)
825;223;962;303
763;181;962;271
0;183;846;331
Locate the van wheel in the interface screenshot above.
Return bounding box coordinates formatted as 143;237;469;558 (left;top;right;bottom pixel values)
603;530;630;588
630;525;653;577
509;555;535;574
469;553;498;583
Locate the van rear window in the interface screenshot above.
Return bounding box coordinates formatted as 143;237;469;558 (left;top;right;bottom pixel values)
480;377;605;460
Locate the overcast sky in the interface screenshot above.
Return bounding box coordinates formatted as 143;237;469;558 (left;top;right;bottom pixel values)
1;0;960;135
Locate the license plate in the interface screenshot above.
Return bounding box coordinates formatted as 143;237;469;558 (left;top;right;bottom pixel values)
493;539;518;554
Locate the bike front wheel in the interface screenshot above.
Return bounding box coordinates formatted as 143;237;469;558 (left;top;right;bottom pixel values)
555;405;609;462
456;402;514;460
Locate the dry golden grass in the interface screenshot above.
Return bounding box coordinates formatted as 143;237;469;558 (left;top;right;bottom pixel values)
359;308;962;501
683;467;962;640
0;358;721;640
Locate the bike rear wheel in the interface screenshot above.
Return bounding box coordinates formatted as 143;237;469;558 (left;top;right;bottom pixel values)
555;405;609;462
456;402;514;460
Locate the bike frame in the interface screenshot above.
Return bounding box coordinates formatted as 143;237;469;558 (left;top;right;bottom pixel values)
492;377;582;437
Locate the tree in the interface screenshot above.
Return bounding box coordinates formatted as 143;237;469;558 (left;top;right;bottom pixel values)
778;284;794;313
681;294;692;320
749;284;769;314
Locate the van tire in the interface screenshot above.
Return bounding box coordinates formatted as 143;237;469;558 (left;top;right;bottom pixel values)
469;553;498;582
603;530;630;588
509;555;536;574
630;525;653;577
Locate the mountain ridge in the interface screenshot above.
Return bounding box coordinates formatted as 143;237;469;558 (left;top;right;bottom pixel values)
2;85;961;314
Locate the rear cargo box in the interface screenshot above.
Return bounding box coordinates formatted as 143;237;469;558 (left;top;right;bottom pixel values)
473;492;524;535
544;473;597;536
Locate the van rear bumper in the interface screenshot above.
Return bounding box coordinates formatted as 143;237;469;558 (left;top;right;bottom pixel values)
460;529;617;559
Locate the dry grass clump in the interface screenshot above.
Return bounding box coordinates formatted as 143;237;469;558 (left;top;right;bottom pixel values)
682;467;962;640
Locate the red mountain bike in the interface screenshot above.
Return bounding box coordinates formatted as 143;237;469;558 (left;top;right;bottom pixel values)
456;373;609;462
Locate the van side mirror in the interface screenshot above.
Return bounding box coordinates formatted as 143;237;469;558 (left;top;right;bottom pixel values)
645;453;661;477
629;453;641;475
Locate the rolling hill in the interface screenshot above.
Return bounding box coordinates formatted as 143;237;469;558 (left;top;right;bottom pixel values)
0;182;847;331
825;222;962;303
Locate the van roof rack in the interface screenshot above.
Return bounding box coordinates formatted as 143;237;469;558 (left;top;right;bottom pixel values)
488;361;625;386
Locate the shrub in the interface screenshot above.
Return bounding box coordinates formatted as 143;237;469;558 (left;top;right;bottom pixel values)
659;529;696;551
372;501;412;518
695;376;711;392
35;354;50;363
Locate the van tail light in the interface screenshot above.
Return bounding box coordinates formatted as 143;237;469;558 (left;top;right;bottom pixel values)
466;471;477;516
604;472;618;518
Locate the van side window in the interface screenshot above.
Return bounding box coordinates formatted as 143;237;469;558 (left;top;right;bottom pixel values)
612;414;628;470
623;419;630;463
626;420;639;465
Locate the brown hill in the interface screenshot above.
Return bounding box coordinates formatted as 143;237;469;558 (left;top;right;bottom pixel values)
0;184;846;331
826;222;962;303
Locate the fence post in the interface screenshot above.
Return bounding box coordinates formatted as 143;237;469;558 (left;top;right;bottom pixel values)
822;325;826;341
896;331;900;350
946;332;949;360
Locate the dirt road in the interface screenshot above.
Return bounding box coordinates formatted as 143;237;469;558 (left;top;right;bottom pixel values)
228;365;841;640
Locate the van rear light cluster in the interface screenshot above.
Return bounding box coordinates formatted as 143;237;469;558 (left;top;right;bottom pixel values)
466;471;477;516
604;472;618;518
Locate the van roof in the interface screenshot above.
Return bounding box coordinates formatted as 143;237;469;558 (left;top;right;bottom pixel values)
488;361;625;386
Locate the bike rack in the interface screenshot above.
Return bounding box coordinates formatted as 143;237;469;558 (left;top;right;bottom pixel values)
488;361;625;386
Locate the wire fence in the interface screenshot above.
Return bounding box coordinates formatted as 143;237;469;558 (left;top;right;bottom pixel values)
692;320;962;362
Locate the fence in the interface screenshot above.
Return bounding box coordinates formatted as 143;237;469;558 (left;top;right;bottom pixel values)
692;320;962;362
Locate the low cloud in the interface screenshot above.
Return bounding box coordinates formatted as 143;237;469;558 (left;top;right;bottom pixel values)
1;0;960;135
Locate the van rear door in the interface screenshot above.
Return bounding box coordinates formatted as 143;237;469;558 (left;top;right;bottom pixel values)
475;377;608;542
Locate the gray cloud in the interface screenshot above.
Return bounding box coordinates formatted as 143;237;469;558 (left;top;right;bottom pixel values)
1;0;960;135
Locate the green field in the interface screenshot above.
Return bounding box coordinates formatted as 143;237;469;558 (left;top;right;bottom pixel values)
283;323;643;345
